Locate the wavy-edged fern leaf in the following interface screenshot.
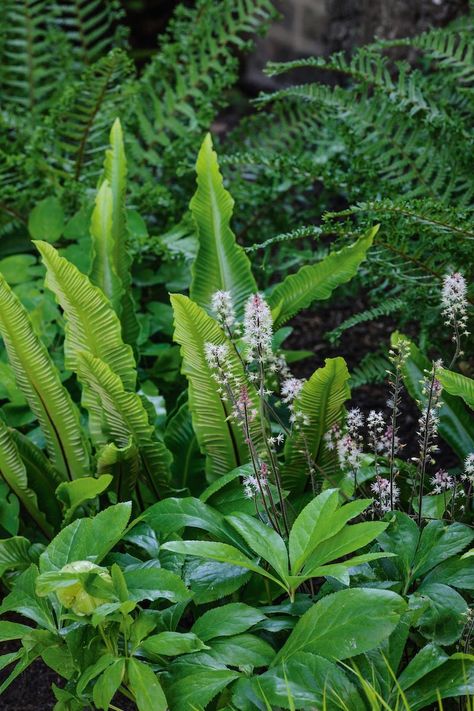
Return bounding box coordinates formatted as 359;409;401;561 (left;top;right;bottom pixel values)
171;294;259;480
10;431;62;530
190;134;256;316
95;118;139;347
0;421;53;538
282;358;350;494
35;240;136;392
438;369;474;410
0;273;90;480
269;226;377;327
75;352;172;498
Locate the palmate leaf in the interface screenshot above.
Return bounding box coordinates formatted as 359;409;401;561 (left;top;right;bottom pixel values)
75;352;172;499
91;119;139;348
0;421;53;538
35;240;136;391
282;358;350;493
268;226;378;327
190;134;256;316
0;273;90;480
171;294;259;480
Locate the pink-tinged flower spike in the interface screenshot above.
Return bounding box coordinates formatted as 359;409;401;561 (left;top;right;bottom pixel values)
441;272;470;368
243;293;274;365
371;476;400;514
211;290;236;333
415;360;443;523
281;377;304;404
430;468;454;495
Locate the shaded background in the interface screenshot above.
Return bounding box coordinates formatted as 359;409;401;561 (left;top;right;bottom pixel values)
124;0;469;92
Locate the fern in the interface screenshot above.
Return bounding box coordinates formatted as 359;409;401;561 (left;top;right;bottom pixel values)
350;351;392;389
326;298;405;344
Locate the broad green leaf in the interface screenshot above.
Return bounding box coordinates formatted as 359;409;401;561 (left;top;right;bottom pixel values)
288;489;339;574
141;631;207;658
190;133;256;316
184;557;252;604
28;196;64;243
377;511;420;583
282;358;350;493
236;653;364;710
56;475;113;522
0;420;53;537
0;565;56;630
123;564;190;603
404;654;474;710
191;603;266;642
0;272;89;479
92;118;139;347
36;240;136;391
140;496;237;544
161;541;283;588
268;226;377;327
423;556;474;590
413;583;467;645
39;502;132;572
127;658;167;711
164;660;240;711
392;332;474;459
77;654;116;694
0;621;35;641
171;294;259;479
303;520;388;572
93;658;125;711
226;513;289;582
438;368;474;410
0;628;56;694
75;352;172;497
397;642;448;691
208;633;275;668
411;520;473;578
274;588;406;664
300;552;394;582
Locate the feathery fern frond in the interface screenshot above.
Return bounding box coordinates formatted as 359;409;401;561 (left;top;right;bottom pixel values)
326;298;405;345
47;49;134;182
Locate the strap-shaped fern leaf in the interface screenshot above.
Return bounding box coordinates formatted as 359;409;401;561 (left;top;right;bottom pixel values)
91;119;139;347
96;439;140;502
269;226;377;327
0;273;90;480
0;421;54;538
171;294;260;480
75;352;172;498
282;358;350;494
438;369;474;411
35;241;136;391
9;430;62;530
190;134;256;316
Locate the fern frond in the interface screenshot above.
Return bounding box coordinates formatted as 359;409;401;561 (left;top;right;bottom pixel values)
326;298;404;344
47;48;134;182
350;351;392;388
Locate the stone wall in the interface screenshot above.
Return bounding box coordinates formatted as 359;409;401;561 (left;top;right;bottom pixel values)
243;0;469;90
